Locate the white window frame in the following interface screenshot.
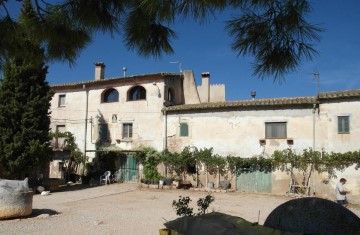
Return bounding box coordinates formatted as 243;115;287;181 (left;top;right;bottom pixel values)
338;116;350;134
58;94;66;107
122;123;133;139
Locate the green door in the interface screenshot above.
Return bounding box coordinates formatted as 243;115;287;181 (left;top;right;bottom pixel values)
236;169;272;193
119;155;138;183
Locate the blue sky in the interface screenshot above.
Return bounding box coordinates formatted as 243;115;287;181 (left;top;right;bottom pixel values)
14;1;360;100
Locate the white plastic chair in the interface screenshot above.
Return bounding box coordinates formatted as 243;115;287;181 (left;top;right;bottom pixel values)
99;171;111;185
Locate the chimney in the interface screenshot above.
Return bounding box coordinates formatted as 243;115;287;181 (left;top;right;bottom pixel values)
251;91;256;100
201;72;210;102
95;62;105;80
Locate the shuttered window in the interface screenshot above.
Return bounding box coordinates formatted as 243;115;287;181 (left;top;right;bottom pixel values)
180;123;189;137
265;122;287;139
338;116;350;134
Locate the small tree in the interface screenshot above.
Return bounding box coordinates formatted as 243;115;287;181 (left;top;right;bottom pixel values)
193;147;214;187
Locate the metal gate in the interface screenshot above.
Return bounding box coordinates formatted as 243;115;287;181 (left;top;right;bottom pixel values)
236;169;272;193
118;155;138;183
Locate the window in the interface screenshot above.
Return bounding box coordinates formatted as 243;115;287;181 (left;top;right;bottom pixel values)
265;122;287;139
123;123;133;139
167;88;175;103
338;116;350;134
99;124;109;142
58;94;65;107
180;123;189;137
102;88;119;103
55;125;65;149
128;86;146;101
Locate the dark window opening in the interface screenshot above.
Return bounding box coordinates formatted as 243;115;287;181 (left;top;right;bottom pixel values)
99;124;109;142
167;88;175;103
103;88;119;103
129;86;146;101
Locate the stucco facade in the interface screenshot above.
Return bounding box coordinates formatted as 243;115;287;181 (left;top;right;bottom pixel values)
49;64;360;202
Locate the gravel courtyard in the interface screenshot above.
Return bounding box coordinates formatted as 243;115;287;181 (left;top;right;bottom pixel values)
1;183;360;235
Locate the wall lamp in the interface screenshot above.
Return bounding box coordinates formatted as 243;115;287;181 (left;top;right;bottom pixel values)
153;82;161;98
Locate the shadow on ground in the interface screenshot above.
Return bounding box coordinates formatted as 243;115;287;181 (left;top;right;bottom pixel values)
30;209;59;217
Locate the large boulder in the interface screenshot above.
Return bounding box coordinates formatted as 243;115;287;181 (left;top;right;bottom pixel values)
0;178;33;219
164;212;298;235
264;197;360;235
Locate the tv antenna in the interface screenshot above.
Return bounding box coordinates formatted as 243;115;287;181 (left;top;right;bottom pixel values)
169;61;182;72
309;72;320;96
300;71;320;96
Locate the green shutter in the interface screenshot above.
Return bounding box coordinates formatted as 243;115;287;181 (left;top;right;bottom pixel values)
180;123;188;136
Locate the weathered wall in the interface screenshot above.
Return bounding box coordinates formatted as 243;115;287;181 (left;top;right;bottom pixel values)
210;84;225;102
165;100;360;201
166;108;314;157
50;80;167;160
182;71;201;104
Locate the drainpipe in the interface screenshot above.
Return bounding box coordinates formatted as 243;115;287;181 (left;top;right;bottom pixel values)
163;110;168;176
312;103;316;194
83;85;89;175
163;110;167;150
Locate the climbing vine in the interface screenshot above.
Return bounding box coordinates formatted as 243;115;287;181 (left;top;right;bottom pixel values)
137;145;360;191
50;131;86;180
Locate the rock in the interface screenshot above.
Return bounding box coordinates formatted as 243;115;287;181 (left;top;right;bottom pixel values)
37;214;50;218
0;191;33;219
0;178;30;194
264;197;360;235
41;191;51;196
93;220;103;225
0;179;33;219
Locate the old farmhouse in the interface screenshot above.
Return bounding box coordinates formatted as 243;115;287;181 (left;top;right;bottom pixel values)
49;63;360;202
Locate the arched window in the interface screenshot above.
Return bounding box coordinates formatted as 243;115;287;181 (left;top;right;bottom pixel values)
128;86;146;101
102;88;119;103
167;88;175;103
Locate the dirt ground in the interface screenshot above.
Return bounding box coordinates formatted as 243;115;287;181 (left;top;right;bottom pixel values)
1;183;360;235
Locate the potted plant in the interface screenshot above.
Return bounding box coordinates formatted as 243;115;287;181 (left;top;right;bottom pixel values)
163;177;174;186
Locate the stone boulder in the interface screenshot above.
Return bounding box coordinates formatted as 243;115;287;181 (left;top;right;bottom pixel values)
0;178;33;219
264;197;360;235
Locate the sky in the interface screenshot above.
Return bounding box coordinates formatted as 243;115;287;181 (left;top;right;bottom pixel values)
9;1;360;101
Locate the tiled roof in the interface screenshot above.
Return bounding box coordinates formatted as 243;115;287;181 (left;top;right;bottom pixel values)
318;89;360;99
164;96;316;112
164;89;360;112
51;72;182;89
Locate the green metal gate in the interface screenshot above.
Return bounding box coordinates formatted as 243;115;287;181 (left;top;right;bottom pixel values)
118;155;138;183
236;169;272;193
